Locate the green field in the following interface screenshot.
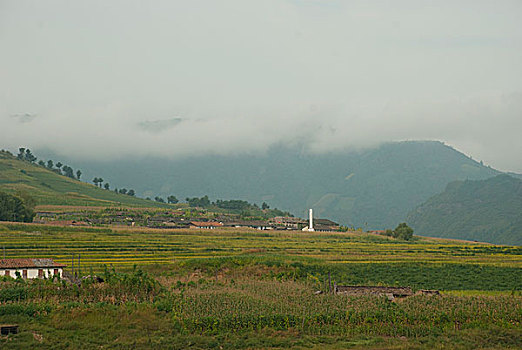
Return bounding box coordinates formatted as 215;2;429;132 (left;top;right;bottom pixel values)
0;152;170;208
0;223;521;349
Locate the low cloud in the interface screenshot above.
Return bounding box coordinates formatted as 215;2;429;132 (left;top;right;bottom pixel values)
10;113;37;124
2;91;521;173
137;118;183;133
1;0;521;172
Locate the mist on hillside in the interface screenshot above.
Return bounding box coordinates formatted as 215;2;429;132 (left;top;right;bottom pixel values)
1;1;522;172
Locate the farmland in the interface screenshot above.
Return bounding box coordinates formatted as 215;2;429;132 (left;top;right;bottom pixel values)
0;222;521;349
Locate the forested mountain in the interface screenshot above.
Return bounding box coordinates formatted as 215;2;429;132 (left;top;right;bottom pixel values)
40;141;501;228
407;174;522;245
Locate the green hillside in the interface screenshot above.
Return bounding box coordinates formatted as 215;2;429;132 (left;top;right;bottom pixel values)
407;174;522;245
45;140;501;228
0;151;169;208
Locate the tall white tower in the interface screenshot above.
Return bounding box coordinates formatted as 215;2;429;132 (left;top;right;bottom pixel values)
308;208;314;232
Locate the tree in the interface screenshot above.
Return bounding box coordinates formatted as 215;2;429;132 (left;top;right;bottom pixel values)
167;195;178;204
47;160;54;169
155;196;165;203
56;162;63;169
119;188;127;195
76;170;82;180
262;202;270;210
127;189;135;197
24;149;37;162
38;160;45;166
393;223;414;240
62;165;75;178
104;183;110;190
0;192;35;222
93;177;103;187
17;148;25;160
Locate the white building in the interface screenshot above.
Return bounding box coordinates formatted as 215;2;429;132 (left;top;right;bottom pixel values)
0;258;65;279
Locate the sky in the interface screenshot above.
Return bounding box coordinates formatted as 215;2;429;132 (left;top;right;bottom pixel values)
1;0;521;172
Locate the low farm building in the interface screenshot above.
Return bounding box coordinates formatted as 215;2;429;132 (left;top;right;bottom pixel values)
335;285;413;297
270;216;306;229
223;221;274;230
190;221;223;229
0;258;65;279
369;230;387;235
313;219;340;232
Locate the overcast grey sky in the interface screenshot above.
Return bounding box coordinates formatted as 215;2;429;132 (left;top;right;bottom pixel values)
1;0;521;171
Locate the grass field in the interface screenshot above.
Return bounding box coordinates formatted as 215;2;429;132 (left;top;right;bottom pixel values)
0;153;170;208
0;223;521;349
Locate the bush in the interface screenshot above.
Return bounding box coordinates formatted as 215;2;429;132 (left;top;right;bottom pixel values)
393;223;413;240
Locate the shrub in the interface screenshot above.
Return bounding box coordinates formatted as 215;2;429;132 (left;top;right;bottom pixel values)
393;223;413;240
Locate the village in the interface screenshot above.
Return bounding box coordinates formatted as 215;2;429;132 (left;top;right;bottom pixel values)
32;206;342;232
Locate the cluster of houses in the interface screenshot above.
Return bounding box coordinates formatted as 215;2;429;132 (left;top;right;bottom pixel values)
186;217;338;231
134;216;339;231
34;210;341;232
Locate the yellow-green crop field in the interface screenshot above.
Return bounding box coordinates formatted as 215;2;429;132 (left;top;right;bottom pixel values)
0;222;520;291
1;221;521;349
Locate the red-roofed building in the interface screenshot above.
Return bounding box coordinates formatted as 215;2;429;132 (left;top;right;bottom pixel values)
189;221;223;229
0;258;65;279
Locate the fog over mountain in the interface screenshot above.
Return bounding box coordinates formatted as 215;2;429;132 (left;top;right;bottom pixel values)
2;1;522;172
35;141;502;231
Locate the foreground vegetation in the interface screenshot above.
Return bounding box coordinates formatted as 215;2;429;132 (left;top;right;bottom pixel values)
0;222;520;348
0;267;520;349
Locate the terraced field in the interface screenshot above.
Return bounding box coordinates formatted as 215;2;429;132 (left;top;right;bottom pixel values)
1;222;520;291
0;221;521;349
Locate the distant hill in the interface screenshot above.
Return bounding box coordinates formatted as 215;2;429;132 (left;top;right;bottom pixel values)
0;151;168;208
39;140;501;228
407;174;522;245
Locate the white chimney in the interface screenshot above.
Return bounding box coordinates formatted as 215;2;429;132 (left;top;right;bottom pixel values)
309;208;314;231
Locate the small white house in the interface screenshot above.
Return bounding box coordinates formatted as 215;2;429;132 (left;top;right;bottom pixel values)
0;258;65;279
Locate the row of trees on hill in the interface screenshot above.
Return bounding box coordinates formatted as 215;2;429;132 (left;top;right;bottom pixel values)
148;195;178;203
18;148;83;181
185;196;271;211
13;147;287;213
183;195;291;218
16;147;140;199
92;177;136;197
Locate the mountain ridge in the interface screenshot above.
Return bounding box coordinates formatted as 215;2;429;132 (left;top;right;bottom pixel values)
35;140;502;228
407;174;522;245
